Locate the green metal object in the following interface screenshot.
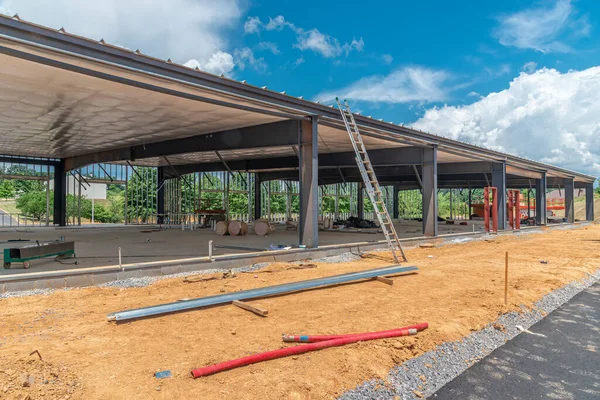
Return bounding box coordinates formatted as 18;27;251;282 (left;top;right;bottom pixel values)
3;241;75;269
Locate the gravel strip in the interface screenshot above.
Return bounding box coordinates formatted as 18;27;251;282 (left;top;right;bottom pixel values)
339;268;600;400
0;288;55;299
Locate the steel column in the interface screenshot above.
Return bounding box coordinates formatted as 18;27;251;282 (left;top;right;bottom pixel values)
585;182;595;221
298;116;319;248
53;159;67;226
254;174;262;220
564;178;575;223
535;172;547;225
468;188;472;219
422;146;438;236
357;182;364;219
157;167;165;224
492;162;507;230
393;185;399;219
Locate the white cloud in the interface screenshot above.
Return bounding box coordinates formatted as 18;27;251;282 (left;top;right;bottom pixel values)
493;0;590;53
411;67;600;176
522;61;538;73
0;0;242;65
244;16;262;34
256;41;280;55
294;29;364;58
294;56;305;66
233;47;266;72
245;14;363;58
265;15;288;31
468;91;480;97
317;66;451;103
184;51;235;76
381;54;394;65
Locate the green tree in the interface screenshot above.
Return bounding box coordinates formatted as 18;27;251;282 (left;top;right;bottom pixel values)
0;180;15;200
15;191;52;220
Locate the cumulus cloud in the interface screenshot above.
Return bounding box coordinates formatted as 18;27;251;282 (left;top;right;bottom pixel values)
294;29;363;58
184;52;235;76
256;41;280;55
0;0;242;68
317;66;451;103
521;61;538;73
244;16;262;34
493;0;590;53
245;14;364;58
233;47;266;72
411;67;600;176
265;15;288;31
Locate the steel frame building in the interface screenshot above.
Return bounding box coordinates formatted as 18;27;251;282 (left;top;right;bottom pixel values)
0;14;595;248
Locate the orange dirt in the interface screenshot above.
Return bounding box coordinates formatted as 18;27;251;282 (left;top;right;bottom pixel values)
1;224;599;399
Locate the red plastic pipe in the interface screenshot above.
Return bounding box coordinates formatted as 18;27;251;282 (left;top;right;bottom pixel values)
282;323;428;343
191;322;428;378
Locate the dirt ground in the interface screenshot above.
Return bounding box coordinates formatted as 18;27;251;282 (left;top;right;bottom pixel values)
0;224;599;400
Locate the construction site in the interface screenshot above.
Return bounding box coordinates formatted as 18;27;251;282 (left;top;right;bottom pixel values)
0;13;599;400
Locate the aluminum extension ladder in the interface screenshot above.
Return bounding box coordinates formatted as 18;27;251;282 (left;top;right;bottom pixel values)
336;98;407;263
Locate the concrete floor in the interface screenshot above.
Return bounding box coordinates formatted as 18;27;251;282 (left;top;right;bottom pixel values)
0;220;483;275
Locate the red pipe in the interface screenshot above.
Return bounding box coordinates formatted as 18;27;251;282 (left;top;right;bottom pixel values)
282;323;428;343
191;323;428;378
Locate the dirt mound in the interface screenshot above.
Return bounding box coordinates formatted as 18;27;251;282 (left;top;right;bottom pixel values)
0;354;82;400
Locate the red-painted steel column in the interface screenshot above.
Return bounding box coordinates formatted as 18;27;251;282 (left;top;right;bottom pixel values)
492;187;498;233
484;187;490;232
508;190;514;229
515;191;521;230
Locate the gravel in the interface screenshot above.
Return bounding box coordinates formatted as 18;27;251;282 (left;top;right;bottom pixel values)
100;262;272;288
302;252;363;264
0;288;55;299
339;268;600;400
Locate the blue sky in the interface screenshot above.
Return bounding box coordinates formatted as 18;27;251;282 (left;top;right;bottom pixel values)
0;0;599;177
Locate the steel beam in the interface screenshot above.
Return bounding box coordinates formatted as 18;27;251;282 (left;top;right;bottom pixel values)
585;182;595;221
0;155;61;166
535;172;547;225
564;177;575;223
422;146;438;236
107;265;418;321
492;162;507;230
64;120;300;171
166;146;425;177
298;117;318;247
53;159;67;226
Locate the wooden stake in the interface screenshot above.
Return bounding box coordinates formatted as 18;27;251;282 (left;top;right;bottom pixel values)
504;251;509;306
375;276;394;286
232;300;269;317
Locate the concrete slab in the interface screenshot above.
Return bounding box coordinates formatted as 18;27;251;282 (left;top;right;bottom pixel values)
0;220;482;276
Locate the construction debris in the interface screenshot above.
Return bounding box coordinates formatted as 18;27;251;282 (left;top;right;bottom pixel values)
107;265;418;322
215;221;230;236
227;221;248;236
375;276;394;286
191;323;428;377
184;276;218;283
232;300;269;317
254;220;276;236
154;370;172;379
334;216;378;229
